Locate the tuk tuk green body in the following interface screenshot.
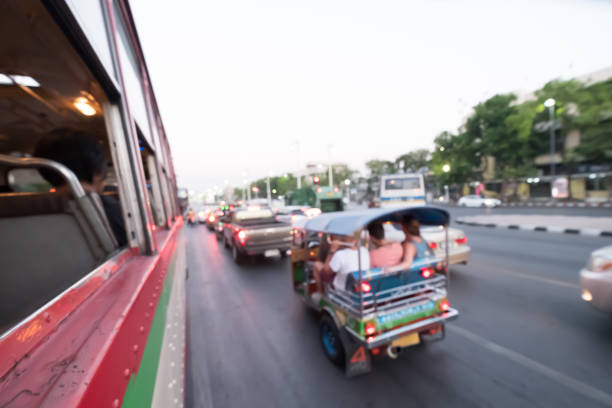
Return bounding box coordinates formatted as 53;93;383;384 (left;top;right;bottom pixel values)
290;207;458;376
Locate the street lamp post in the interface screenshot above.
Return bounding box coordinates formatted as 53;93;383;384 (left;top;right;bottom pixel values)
544;98;556;177
266;171;272;207
293;140;302;188
328;144;333;187
442;163;450;203
344;178;351;202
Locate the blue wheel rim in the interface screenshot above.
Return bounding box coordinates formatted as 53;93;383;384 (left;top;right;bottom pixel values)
322;323;338;357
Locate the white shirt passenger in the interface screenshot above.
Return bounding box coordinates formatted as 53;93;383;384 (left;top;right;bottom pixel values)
329;247;370;291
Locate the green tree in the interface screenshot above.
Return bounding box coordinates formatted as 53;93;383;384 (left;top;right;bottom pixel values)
569;79;612;164
395;149;430;172
431;131;479;186
365;159;395;177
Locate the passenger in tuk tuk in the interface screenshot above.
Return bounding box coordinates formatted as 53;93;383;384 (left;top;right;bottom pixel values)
313;235;370;293
385;214;429;274
367;222;403;268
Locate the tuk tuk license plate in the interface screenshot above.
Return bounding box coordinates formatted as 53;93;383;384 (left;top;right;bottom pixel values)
264;249;280;257
391;332;420;348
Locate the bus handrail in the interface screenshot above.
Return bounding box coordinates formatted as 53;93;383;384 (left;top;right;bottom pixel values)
0;154;86;198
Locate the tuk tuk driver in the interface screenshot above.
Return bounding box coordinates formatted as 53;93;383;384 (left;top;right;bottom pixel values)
313;235;370;294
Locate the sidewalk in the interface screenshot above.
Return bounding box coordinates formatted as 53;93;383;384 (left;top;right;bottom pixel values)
456;215;612;237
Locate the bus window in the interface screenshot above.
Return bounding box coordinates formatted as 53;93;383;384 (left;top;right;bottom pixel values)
384;176;421;191
379;174;426;207
0;2;127;332
138;136;167;229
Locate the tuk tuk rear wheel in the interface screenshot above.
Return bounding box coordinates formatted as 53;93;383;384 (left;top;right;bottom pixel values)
319;314;345;366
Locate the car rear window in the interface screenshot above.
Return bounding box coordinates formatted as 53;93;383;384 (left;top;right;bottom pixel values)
235;209;274;222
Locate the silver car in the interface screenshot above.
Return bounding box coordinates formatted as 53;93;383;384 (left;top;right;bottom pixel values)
580;245;612;314
458;195;501;208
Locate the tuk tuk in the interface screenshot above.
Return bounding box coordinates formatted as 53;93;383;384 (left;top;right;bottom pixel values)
290;207;458;376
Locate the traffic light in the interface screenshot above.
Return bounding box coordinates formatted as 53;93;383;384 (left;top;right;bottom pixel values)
313;176;320;184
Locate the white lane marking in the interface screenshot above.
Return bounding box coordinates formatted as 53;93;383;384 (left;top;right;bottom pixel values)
519;224;536;231
458;264;579;289
448;325;612;407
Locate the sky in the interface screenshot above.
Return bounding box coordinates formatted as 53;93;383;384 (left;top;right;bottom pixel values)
130;0;612;193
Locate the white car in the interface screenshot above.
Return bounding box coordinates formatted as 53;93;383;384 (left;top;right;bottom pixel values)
383;224;470;265
276;206;322;226
458;195;501;208
580;245;612;314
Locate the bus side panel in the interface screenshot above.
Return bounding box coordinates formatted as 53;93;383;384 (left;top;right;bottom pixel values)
1;220;185;408
73;221;185;408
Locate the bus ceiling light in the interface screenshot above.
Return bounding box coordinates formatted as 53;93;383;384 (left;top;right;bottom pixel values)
0;74;40;87
74;96;96;116
440;299;450;312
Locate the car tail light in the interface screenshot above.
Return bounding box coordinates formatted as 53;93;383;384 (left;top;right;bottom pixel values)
365;322;376;336
428;242;437;249
455;236;468;245
421;267;434;279
208;215;215;222
440;299;450;312
360;281;372;293
237;230;247;244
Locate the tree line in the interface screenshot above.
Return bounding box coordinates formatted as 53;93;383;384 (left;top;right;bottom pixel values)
235;77;611;200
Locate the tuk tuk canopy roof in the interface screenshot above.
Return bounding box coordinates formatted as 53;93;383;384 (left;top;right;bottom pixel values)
302;206;450;236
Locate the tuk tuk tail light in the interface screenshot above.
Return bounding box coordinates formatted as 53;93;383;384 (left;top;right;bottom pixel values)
440;299;450;312
360;281;372;293
237;230;247;244
428;242;438;249
365;322;376;336
455;236;468;245
421;267;434;279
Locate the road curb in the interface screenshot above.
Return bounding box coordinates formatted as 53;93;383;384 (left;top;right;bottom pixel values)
440;201;612;209
456;218;612;237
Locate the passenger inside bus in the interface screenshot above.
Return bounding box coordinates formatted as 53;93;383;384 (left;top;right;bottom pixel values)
34;129;127;246
367;222;403;268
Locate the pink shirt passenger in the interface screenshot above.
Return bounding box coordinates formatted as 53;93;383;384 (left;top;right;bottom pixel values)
369;242;403;268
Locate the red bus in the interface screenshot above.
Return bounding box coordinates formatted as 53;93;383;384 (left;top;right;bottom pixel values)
0;1;185;407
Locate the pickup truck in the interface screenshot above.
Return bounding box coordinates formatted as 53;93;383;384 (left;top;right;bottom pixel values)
222;207;292;264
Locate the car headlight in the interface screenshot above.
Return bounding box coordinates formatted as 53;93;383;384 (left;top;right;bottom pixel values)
587;255;612;272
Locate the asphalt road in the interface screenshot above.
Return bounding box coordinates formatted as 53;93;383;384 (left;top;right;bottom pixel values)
440;204;612;219
184;221;612;408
